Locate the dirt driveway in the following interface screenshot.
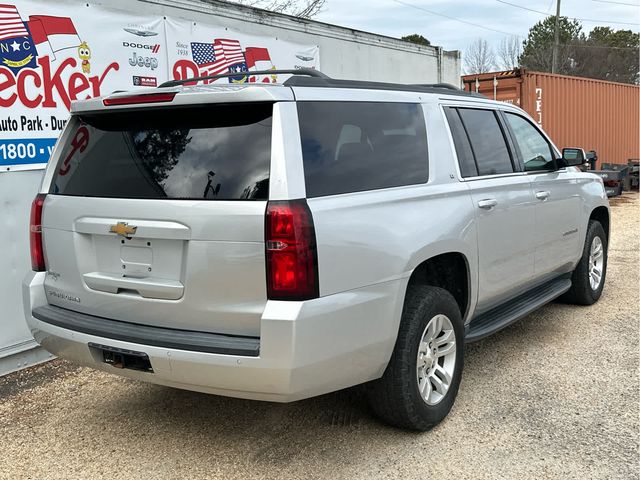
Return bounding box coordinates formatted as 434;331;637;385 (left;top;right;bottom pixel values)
1;193;638;480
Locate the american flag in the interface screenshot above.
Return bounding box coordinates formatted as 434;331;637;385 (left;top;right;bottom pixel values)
191;42;216;67
0;4;28;41
191;39;245;77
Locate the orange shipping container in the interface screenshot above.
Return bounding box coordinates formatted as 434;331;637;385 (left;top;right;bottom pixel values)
461;68;640;166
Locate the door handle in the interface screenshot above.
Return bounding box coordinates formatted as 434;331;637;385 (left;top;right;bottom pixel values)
535;190;550;201
477;198;498;209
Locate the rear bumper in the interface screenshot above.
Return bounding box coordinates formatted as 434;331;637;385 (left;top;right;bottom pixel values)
23;272;404;402
32;305;260;356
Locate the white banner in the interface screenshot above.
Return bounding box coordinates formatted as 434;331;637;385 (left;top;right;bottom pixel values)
165;17;319;86
0;1;319;168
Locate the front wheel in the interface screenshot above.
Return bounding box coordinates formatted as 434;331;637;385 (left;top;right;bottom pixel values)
366;285;464;431
561;220;608;305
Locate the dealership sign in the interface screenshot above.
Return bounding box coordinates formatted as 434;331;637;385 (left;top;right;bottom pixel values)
0;1;319;168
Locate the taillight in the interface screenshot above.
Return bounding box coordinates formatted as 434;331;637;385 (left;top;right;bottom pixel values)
30;193;46;272
265;200;319;301
102;92;176;106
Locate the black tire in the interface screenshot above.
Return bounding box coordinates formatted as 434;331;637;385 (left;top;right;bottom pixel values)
561;220;608;305
366;285;464;431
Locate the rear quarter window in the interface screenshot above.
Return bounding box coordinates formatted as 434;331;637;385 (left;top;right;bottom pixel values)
297;102;428;198
51;103;273;200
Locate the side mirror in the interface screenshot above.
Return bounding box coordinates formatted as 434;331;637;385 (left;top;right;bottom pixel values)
560;147;586;167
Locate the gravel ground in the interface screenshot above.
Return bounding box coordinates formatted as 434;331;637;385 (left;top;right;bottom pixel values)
1;192;638;480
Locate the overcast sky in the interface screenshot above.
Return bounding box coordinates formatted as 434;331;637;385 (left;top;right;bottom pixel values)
315;0;640;54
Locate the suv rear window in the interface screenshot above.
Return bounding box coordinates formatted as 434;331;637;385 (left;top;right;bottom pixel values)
51;103;272;200
297;102;428;198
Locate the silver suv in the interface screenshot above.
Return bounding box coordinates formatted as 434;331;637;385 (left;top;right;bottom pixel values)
23;70;610;430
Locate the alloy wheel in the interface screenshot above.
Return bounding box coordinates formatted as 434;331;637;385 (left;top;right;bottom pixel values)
589;236;604;291
416;314;457;406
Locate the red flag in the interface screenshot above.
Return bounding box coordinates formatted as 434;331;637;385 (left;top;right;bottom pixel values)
28;15;77;37
244;47;271;69
26;15;80;52
25;18;46;44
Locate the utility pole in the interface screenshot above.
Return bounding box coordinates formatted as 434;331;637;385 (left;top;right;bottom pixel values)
552;0;561;74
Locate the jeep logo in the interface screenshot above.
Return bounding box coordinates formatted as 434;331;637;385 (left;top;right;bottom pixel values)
122;42;160;53
129;52;159;71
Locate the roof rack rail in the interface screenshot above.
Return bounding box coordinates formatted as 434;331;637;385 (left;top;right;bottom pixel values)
283;75;483;98
158;68;329;88
409;83;461;91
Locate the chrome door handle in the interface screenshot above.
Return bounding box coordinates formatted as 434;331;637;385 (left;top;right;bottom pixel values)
535;191;550;201
477;198;498;209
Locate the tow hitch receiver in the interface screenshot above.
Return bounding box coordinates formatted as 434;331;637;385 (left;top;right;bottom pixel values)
89;343;153;372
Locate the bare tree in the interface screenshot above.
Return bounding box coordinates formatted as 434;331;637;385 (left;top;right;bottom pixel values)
464;38;495;74
230;0;325;18
497;36;521;70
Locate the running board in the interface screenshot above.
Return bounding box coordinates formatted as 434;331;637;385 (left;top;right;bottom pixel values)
465;276;572;343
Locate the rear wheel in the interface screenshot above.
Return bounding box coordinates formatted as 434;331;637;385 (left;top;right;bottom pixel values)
367;285;464;431
561;220;608;305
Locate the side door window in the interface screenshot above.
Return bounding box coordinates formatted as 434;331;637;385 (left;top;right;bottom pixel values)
457;108;515;176
503;112;555;172
444;107;478;177
444;107;516;177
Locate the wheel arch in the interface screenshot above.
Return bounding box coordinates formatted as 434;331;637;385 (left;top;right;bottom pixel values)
589;206;610;240
405;252;471;321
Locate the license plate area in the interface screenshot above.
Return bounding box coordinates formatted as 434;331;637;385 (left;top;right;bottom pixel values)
90;235;185;283
89;343;154;372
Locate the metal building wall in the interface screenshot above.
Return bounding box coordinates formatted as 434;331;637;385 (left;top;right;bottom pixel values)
106;0;461;84
462;69;640;165
0;169;54;375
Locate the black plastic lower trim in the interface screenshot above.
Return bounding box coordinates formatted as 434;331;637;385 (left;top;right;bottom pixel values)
465;275;572;343
33;304;260;357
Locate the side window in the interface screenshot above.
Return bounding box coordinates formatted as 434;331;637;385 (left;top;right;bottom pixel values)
444;107;478;177
298;102;429;198
504;112;555;172
457;108;514;176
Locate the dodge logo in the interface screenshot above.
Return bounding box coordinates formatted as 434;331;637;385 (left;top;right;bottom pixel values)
122;42;160;53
